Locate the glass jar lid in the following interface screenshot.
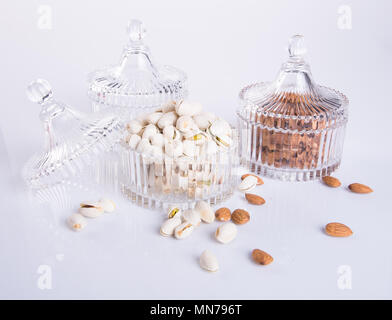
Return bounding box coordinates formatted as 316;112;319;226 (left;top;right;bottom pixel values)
238;35;348;130
88;19;187;110
23;79;123;188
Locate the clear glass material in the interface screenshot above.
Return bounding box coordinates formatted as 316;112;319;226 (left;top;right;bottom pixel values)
119;129;239;210
22;79;123;190
237;35;349;181
87;19;188;120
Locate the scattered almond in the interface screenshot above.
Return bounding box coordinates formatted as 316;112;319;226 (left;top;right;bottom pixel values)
325;222;353;237
322;176;341;188
348;183;373;194
241;173;264;185
245;193;266;205
231;209;250;225
252;249;273;265
215;208;231;222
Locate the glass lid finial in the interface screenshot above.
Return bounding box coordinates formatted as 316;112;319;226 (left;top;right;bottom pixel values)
127;19;146;45
288;34;307;61
26;78;53;104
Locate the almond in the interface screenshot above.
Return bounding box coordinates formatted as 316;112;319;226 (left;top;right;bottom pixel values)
325;222;353;237
231;209;250;225
252;249;273;265
215;208;231;222
348;183;373;194
241;174;264;185
245;193;266;205
322;176;341;188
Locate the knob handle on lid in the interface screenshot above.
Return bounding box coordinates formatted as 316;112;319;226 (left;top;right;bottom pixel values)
288;35;307;61
127;19;146;45
26;79;53;104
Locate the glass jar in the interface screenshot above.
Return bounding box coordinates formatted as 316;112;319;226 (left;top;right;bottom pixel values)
87;19;188;192
237;35;349;181
119;106;239;210
23;79;123;204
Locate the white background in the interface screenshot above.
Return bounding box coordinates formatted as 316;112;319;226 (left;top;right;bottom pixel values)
1;0;391;299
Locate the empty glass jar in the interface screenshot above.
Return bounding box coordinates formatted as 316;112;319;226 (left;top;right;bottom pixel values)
87;19;188;192
23;79;123;192
237;35;349;181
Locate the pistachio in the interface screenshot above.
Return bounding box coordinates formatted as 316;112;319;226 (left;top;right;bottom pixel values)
241;174;264;185
182;209;201;227
150;133;165;148
238;175;258;192
212;134;232;148
142;124;159;141
193;112;216;130
146;112;164;125
160;217;182;237
98;198;116;213
181;128;200;140
157;111;178;129
175;101;203;117
203;140;218;156
161;101;176;113
164;140;183;158
200;111;217;123
79;202;104;218
167;206;182;219
174;222;194;239
67;213;87;231
177;155;192;171
215;222;237;244
128;134;141;149
183;140;197;157
209;119;232;137
199;250;219;272
163;125;181;141
135;113;150;126
186;131;208;146
195;201;215;224
126;120;143;134
176;115;196;133
136;138;152;154
149;145;164;160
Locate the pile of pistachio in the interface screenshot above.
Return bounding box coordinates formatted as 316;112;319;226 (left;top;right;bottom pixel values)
160;201;239;273
124;100;233;160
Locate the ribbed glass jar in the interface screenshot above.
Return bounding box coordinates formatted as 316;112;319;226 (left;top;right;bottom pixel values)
23;79;123;207
119;130;238;210
87;19;188;192
237;35;349;181
23;79;123;188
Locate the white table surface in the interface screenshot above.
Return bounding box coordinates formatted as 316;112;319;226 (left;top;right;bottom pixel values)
1;0;391;299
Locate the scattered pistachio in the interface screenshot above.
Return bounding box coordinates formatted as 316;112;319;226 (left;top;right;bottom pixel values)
199;250;219;272
160;217;182;237
98;198;116;213
67;213;87;231
174;222;194;239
